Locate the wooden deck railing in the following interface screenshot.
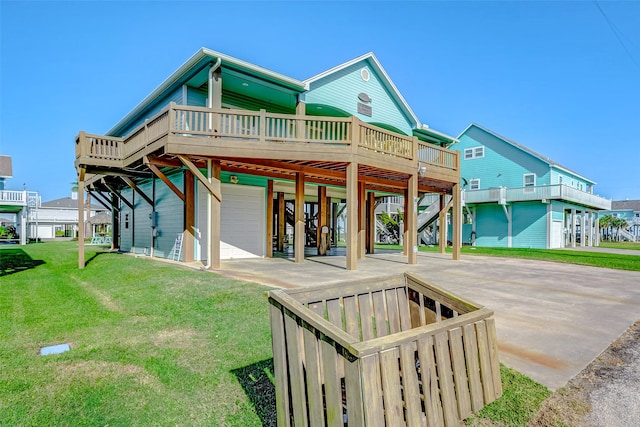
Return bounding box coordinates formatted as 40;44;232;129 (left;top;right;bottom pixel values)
76;103;459;173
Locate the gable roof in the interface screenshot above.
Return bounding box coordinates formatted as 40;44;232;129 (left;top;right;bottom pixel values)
108;48;307;136
458;123;596;185
304;52;420;128
611;200;640;211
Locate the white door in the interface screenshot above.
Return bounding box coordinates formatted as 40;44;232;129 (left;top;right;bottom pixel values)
550;220;563;248
198;183;265;260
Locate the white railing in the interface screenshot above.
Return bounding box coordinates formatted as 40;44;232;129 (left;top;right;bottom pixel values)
0;190;40;207
462;184;611;210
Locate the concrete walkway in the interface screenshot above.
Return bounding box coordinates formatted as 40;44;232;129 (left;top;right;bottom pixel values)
215;249;640;390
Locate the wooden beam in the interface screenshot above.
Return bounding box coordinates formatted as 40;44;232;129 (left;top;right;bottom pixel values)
295;172;305;263
121;176;154;206
452;183;461;261
358;181;366;259
209;160;221;269
146;155;183;168
78;168;85;269
103;182;134;210
177;155;221;202
267;180;274;258
439;194;447;253
317;186;327;255
146;161;185;202
407;174;418;264
184;170;195;263
278;192;285;252
367;191;376;254
86;189;113;211
346;162;358;270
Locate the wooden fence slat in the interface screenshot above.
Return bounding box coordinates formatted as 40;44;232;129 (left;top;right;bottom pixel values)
397;286;412;331
344;357;365;427
434;331;458;427
358;293;375;341
372;291;388;338
344;295;360;340
269;304;291;427
361;354;385;427
321;339;343;427
486;318;503;399
400;342;425;427
302;327;325;427
380;348;405;426
417;335;443;427
462;323;484;413
284;313;308;427
327;298;343;330
385;289;401;334
449;328;472;420
475;320;495;404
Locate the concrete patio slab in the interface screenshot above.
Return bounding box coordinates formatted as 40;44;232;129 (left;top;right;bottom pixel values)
217;250;640;390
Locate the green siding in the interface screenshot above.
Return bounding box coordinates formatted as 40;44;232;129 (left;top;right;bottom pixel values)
454;126;550;190
117;88;183;137
132;180;153;254
304;61;414;135
154;172;184;258
512;202;547;248
475;204;508;247
550;167;592;192
119;188;133;251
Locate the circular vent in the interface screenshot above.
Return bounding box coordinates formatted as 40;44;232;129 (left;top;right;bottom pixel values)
361;68;370;82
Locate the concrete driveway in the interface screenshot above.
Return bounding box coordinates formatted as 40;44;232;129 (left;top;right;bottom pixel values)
217;250;640;390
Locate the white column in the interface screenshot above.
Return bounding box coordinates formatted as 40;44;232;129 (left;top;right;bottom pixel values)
571;208;577;248
580;210;586;247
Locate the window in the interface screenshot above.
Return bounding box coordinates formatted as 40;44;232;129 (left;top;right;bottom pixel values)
558;176;563;185
469;179;480;190
523;174;536;192
464;146;484;159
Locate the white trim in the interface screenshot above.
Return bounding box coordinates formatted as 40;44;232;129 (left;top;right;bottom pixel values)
464;146;484;160
523;173;536;192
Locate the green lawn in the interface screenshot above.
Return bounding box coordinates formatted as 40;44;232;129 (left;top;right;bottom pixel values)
415;244;640;271
598;241;640;251
0;242;555;426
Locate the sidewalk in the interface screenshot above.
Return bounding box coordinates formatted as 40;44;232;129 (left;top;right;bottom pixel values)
217;250;640;390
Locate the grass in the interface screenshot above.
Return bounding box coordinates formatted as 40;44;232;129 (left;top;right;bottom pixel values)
466;365;552;427
0;242;572;426
415;244;640;271
598;240;640;250
0;242;275;426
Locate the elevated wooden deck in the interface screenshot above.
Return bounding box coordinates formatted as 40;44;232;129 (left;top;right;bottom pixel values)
76;103;459;194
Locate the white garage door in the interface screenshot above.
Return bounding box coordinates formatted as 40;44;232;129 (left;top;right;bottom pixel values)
197;183;265;260
550;220;563;249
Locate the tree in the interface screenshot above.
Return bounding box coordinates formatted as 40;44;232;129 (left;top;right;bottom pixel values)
599;214;614;241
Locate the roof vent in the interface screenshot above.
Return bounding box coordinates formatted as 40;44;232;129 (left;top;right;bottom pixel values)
360;68;370;82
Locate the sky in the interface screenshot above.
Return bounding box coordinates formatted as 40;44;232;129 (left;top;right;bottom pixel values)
1;0;639;202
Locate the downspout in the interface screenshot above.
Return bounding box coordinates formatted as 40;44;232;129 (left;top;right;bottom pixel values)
204;58;221;269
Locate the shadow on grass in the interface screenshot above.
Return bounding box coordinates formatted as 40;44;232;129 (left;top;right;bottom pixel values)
0;248;45;277
84;250;111;267
231;358;277;427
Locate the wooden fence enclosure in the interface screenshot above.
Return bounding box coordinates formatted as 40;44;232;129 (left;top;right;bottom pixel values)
268;273;502;427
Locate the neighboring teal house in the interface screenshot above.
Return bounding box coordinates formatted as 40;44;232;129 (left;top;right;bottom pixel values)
451;124;611;249
601;200;640;242
74;48;460;269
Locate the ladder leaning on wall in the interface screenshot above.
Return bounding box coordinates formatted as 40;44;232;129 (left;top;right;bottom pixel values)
169;233;183;261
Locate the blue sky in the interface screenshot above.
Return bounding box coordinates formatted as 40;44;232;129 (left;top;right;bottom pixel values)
1;0;639;202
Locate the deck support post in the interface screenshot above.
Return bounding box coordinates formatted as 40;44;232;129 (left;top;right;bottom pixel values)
295;172;305;263
184;170;195;263
407;174;418;264
78;168;86;269
317;186;328;255
367;191;376;254
580;210;586;247
208;160;221;269
452;183;461;260
358;181;366;259
278;192;285;252
346;162;358;270
267;180;274;258
439;194;446;254
111;192;119;251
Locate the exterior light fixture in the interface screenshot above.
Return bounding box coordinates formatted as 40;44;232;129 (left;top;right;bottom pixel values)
230;175;239;184
418;164;427;177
